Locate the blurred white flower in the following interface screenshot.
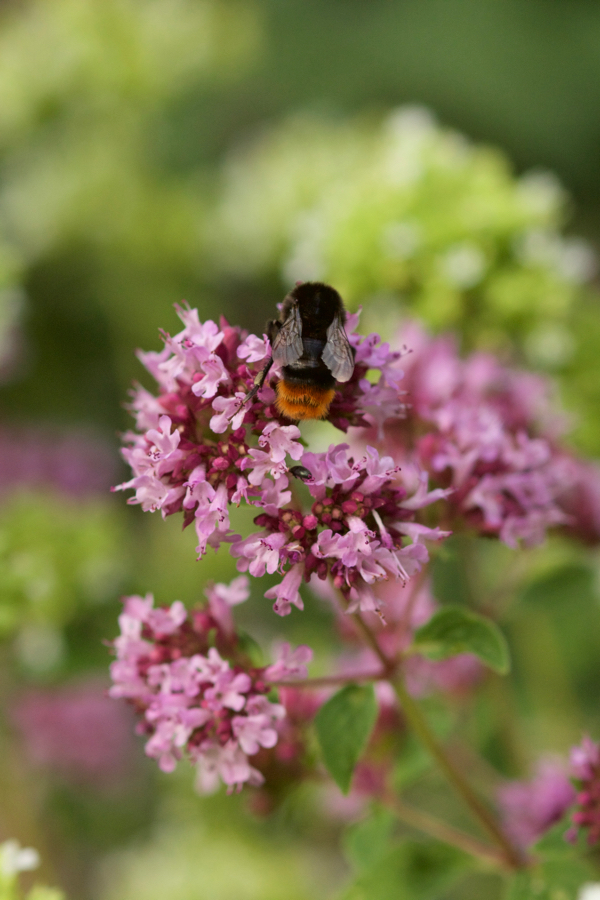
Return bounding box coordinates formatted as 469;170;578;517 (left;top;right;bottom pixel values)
382;221;421;260
558;238;596;284
517;170;565;217
0;839;40;877
441;242;486;288
525;324;575;368
578;884;600;900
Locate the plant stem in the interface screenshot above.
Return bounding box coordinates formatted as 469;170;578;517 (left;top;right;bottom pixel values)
270;670;387;688
352;610;525;870
351;613;396;673
381;793;510;870
392;675;524;870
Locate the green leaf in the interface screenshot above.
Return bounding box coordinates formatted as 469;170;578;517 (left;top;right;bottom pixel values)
430;535;473;606
392;736;432;790
532;822;575;858
343;807;396;871
315;684;377;794
27;888;66;900
339;841;465;900
413;606;510;674
503;857;596;900
520;564;596;608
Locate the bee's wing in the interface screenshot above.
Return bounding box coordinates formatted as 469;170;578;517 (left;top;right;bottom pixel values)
322;314;355;382
272;301;303;366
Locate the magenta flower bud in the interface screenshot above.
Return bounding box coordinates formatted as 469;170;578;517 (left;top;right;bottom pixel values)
568;736;600;845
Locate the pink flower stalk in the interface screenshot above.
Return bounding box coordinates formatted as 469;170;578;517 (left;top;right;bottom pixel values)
0;427;117;496
568;736;600;845
497;758;575;849
12;678;137;787
109;578;311;793
391;323;575;547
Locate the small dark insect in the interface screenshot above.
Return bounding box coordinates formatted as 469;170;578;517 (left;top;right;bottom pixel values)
289;465;313;482
245;282;355;421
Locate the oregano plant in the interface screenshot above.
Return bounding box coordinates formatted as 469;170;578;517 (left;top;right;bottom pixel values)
108;295;600;896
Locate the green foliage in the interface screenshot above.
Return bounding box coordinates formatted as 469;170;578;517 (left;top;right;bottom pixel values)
519;563;596;609
100;807;332;900
502;823;596;899
0;491;126;655
413;606;511;674
343;807;396;871
2;2;600;898
339;840;465;900
315;684;378;794
210;108;593;358
430;536;474;607
503;860;596;900
25;889;65;900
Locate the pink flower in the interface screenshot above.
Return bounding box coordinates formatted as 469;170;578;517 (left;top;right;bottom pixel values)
109;584;290;794
13;679;137;788
258;423;304;463
571;735;600;781
191;354;231;399
387;320;581;547
146;416;181;460
232;696;286;755
568;735;600;845
497;759;575;849
237;334;270;363
195;740;264;793
253;476;292;516
194;484;232;556
232;532;287;578
205;576;250;637
264;643;313;681
210;393;247;434
264;565;305;616
204;669;252;712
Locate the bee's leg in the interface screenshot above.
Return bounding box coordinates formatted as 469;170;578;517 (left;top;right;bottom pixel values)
242;355;274;406
266;319;281;342
241;320;281;407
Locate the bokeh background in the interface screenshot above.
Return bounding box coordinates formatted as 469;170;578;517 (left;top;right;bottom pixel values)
2;2;600;898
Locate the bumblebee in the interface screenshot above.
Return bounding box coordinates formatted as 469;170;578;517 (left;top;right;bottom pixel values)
247;282;355;421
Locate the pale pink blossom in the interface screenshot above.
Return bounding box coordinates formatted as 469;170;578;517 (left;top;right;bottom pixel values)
498;759;575;849
210;393;247;433
237;333;270;363
264;565;305;616
264;642;313;681
191;354;231;398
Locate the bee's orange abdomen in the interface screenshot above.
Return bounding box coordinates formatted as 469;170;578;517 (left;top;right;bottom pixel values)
275;380;336;421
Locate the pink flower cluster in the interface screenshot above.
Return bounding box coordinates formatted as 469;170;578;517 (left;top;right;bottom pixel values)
394;324;576;547
108;577;312;792
114;304;446;615
13;678;136;788
0;427;117;496
114;305;405;560
497;758;575;849
236;443;449;617
568;735;600;845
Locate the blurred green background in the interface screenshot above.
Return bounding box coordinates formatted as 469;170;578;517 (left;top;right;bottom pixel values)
1;1;600;898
